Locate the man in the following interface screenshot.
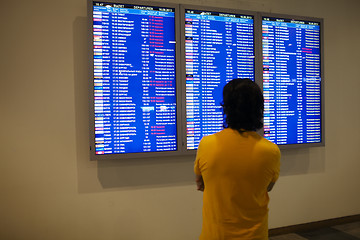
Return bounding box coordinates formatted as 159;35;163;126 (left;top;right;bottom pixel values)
195;78;280;240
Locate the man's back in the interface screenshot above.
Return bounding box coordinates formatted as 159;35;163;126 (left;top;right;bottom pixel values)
194;128;280;240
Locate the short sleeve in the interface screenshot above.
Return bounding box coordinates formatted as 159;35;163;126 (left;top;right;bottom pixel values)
194;139;204;175
194;158;201;175
271;146;281;183
194;135;211;175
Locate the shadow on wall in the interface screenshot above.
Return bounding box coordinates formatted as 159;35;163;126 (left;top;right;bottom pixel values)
97;155;196;189
73;15;326;193
280;147;325;176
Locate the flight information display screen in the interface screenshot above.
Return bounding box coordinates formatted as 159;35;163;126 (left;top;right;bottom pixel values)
185;9;255;150
262;16;322;145
92;2;177;155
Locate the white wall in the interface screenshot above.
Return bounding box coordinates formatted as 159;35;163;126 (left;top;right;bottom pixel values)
1;0;360;239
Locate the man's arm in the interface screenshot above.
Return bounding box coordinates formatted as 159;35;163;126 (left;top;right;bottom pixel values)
268;145;281;192
195;174;204;192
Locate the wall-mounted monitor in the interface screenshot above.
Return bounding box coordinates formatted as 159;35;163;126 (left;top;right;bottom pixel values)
181;6;256;150
89;2;325;160
89;0;181;159
261;14;324;147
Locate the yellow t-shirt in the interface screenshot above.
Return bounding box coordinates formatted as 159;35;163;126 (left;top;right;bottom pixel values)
194;128;280;240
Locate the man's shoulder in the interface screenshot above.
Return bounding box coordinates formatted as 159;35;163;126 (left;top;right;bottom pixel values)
256;137;281;155
199;133;217;146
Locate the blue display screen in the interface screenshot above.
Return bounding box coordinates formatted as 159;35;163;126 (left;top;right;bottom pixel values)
92;2;177;155
262;17;322;145
185;10;255;150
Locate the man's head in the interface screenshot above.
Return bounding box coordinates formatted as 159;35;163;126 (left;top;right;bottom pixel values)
222;78;264;131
